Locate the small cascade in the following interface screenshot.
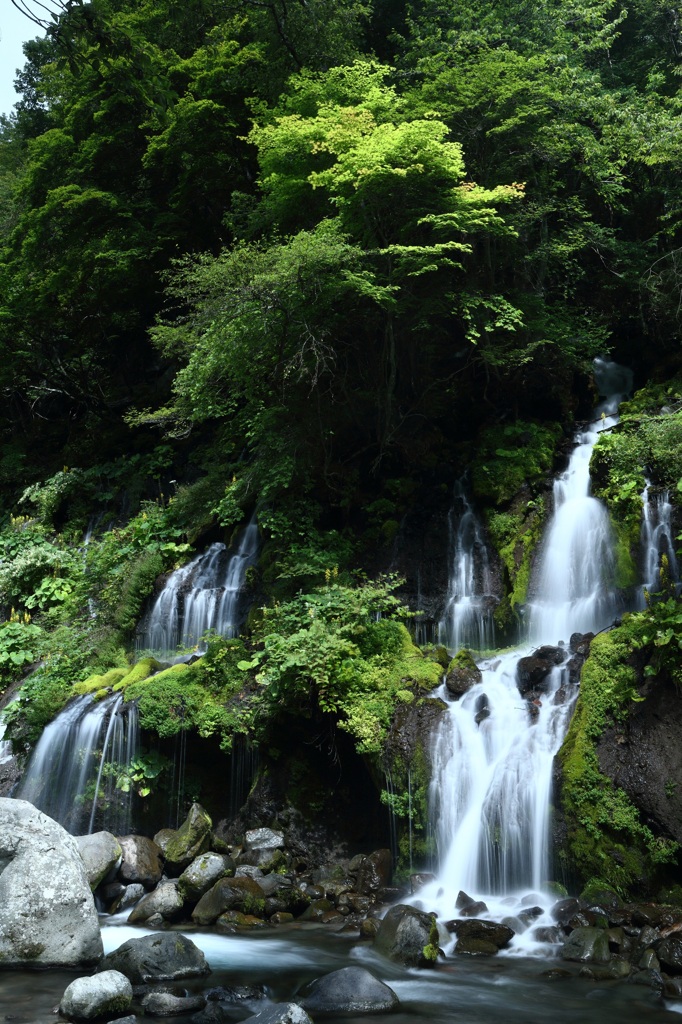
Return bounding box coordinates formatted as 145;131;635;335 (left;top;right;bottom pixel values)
421;358;633;924
14;693;139;835
639;482;679;602
439;481;495;652
139;516;259;656
0;715;13;765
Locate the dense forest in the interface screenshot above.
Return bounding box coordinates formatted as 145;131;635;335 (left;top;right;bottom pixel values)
2;0;682;898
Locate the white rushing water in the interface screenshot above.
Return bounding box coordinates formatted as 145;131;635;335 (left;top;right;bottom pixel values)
420;359;634;934
639;481;679;604
438;480;495;652
138;515;259;656
15;693;139;835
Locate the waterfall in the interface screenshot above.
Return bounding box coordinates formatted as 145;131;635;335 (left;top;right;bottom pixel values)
439;481;495;652
14;693;139;835
0;715;13;765
138;515;259;656
422;359;633;918
639;482;679;603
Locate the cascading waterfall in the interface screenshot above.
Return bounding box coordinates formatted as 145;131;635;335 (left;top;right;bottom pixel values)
0;714;13;765
14;693;139;835
138;515;259;656
639;481;679;604
421;359;634;924
438;481;495;652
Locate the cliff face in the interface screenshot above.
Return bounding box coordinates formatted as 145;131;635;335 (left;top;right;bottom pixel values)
596;675;682;847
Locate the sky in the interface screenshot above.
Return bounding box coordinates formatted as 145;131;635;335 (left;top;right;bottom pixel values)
0;1;46;118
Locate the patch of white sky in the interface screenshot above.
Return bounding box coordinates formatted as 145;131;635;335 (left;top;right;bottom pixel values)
0;1;49;118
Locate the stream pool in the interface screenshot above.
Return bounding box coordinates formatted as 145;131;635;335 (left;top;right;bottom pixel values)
1;921;681;1024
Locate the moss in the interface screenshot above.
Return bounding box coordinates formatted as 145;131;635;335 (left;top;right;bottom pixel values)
114;656;162;690
559;617;679;894
422;916;440;964
447;647;478;676
486;496;545;617
114;550;164;635
73;667;127;695
471;421;562;505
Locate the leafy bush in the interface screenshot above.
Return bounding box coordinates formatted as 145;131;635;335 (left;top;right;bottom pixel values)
471;421;562;504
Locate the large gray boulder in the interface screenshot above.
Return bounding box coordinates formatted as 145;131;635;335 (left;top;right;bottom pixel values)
99;932;210;983
299;966;399;1016
0;798;103;968
59;970;132;1021
127;879;184;923
178;852;235;902
76;831;122;891
192;876;265;925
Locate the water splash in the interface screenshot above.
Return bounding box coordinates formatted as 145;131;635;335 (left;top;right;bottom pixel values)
439;481;495;652
639;482;679;603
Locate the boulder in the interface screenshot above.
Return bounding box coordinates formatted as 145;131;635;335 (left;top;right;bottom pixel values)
164;804;213;874
353;849;392;895
299;966;399;1016
374;904;437;968
516;646;565;697
99;932;210;983
561;926;611;964
243;1005;313;1024
60;970;132;1021
142;991;207;1016
0;798;103;968
118;835;164;889
76;832;122;891
445;649;482;697
550;897;580;925
128;879;184;923
452;919;514;950
656;936;682;974
110;883;146;914
244;828;285;851
192;876;265;925
179;853;235;902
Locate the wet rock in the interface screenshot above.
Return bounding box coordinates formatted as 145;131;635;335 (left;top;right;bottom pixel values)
164;804;213;875
452;919;514;949
99;932;210;984
128;879;184;923
516;646;565;697
298;898;334;921
118;835;164;889
460;900;489;917
455;890;476;910
60;971;132;1021
410;873;435;893
110;883;146;914
606;927;629;954
474;694;491;725
76;831;122;890
178;853;235;903
192;875;265;925
153;828;175;856
299;966;399;1016
542;968;572;979
242;1005;313;1024
656;936;682;974
374;904;437;968
0;798;103;968
354;849;392;894
142;991;207;1016
561;926;611;963
445;649;482;697
569;632;594;657
455;938;499;956
216;911;268;932
533;926;564;943
244;828;285;851
631;968;664;992
518;906;544;927
639;948;660;971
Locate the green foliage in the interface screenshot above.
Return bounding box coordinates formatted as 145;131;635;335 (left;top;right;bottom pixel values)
472;422;561;504
560;617;679;893
114;749;171;798
0;618;44;681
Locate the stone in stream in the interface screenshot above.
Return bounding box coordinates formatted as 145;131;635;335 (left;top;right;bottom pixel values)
561;925;611;963
59;971;133;1021
127;878;185;923
451;919;514;950
242;1006;313;1024
178;852;235;902
0;798;103;968
142;990;207;1016
299;966;399;1016
374;904;438;968
99;932;210;983
192;875;265;925
117;834;164;889
445;648;482;697
516;645;565;697
656;936;682;974
75;831;122;890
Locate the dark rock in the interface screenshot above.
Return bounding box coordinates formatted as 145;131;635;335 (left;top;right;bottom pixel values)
374;904;437;968
192;877;265;925
118;835;164;889
455;890;476;910
410;873;435;893
299;966;399;1016
474;694;490;725
298;899;334;921
452;919;514;949
516;646;565;697
99;933;210;984
110;883;146;914
445;650;482;697
656;936;682;974
518;906;543;927
241;1005;313;1024
455;938;499;956
561;926;611;963
569;632;594;656
639;949;660;971
354;849;392;894
631;968;664;992
532;926;564;943
460;900;489;917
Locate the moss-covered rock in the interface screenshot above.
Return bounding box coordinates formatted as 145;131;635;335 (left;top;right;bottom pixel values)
115;657;163;690
73;667;127;695
445;648;481;696
164;802;213;874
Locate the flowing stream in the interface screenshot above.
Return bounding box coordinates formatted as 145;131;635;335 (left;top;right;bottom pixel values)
420;359;635;932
